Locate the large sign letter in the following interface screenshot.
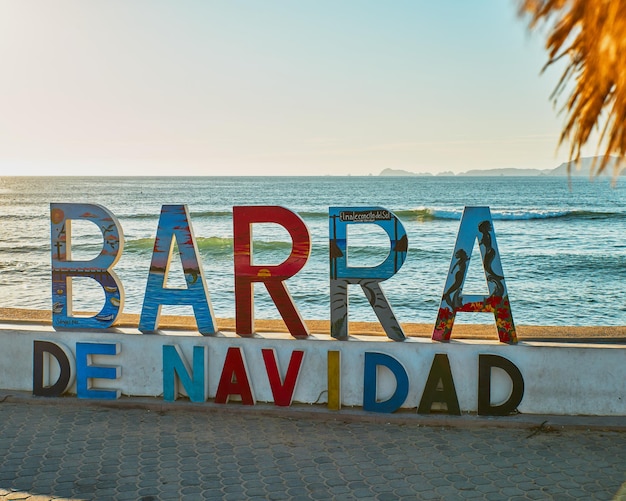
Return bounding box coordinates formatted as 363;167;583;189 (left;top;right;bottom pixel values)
478;354;524;415
363;352;409;413
329;207;407;341
50;203;124;330
139;205;216;335
33;340;75;397
163;345;207;402
76;342;121;400
233;206;311;338
215;347;255;405
417;354;460;415
433;206;517;343
261;349;305;407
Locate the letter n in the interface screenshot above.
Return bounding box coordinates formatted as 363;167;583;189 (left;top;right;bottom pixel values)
163;345;207;402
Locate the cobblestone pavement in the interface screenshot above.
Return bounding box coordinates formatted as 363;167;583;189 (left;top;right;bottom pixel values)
1;401;625;500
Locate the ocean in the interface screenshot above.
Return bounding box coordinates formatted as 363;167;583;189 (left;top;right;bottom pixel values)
1;175;625;328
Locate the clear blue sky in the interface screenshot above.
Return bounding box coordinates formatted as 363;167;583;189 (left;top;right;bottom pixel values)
0;1;589;176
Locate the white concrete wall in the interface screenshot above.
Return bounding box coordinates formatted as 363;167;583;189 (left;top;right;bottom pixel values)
1;323;625;416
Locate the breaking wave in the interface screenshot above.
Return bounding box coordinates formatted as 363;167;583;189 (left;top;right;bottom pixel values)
122;210;232;220
396;208;626;221
125;236;294;254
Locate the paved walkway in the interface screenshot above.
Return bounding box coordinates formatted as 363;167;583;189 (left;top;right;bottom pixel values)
1;398;625;500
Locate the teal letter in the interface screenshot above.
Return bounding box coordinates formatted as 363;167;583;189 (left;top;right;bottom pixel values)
163;345;207;402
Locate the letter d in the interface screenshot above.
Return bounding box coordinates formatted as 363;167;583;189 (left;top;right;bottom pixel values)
478;354;524;416
363;352;409;413
33;340;75;397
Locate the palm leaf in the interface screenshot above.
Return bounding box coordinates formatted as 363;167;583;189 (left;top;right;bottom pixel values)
519;0;626;176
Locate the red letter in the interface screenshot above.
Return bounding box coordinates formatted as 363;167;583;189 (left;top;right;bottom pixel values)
233;206;311;338
215;347;255;405
261;349;305;406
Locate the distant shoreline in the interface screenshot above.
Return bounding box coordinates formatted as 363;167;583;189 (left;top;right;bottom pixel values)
379;155;622;178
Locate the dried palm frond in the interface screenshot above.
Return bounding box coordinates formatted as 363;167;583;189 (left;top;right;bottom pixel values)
519;0;626;176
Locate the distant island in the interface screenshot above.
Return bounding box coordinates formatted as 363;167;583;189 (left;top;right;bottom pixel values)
380;156;623;177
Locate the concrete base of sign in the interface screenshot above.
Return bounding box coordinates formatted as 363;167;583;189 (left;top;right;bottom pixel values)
1;312;625;417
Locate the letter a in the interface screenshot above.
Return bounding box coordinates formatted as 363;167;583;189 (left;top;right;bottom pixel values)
215;347;255;405
432;206;516;343
140;205;216;334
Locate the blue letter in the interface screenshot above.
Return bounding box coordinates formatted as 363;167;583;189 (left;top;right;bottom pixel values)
329;207;408;341
140;205;216;335
50;203;124;330
163;345;207;402
76;342;120;400
363;352;409;413
433;206;516;343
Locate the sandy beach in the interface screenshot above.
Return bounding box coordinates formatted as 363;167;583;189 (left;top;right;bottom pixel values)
2;307;625;342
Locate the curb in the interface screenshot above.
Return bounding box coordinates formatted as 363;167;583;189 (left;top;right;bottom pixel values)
2;391;625;433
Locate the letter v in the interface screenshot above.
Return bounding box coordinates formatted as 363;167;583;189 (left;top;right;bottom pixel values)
262;349;305;406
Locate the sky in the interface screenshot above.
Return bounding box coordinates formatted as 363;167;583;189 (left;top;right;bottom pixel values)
0;1;594;176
